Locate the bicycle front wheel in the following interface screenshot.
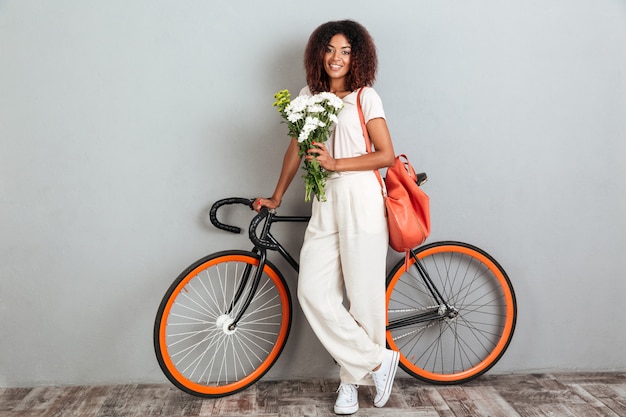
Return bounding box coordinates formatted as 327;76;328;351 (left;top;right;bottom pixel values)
386;241;517;384
154;250;292;397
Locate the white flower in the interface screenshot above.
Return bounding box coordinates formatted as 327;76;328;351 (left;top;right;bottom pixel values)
317;92;329;99
287;112;303;123
307;104;325;114
305;116;323;128
286;96;308;114
308;95;323;104
330;98;343;110
298;124;313;142
318;92;344;110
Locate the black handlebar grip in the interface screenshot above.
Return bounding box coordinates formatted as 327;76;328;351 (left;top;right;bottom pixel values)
209;197;254;234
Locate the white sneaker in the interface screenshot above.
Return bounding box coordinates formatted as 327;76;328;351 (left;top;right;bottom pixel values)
334;383;358;415
370;349;399;407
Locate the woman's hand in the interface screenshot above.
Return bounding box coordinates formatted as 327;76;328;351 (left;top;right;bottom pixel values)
306;142;337;171
253;197;280;212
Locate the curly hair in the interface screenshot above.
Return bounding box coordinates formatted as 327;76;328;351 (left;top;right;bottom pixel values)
304;20;378;94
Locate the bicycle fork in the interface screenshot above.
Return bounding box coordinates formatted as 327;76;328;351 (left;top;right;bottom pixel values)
223;214;278;331
221;251;267;331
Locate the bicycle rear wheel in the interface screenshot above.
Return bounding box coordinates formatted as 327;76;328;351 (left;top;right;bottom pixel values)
154;250;292;397
386;241;516;384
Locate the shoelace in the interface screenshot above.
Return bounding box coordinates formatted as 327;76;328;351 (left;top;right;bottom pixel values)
371;368;389;395
336;383;356;400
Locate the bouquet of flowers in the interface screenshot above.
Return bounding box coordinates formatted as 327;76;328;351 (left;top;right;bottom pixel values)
273;89;344;202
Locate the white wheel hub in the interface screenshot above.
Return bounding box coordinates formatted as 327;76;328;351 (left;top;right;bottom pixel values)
216;314;236;335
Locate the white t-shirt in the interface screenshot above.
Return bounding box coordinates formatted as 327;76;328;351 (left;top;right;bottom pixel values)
298;86;386;176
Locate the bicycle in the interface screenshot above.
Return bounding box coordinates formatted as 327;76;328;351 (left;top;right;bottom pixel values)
153;174;517;398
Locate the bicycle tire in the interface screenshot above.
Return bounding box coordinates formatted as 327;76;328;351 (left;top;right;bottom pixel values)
385;241;517;384
154;250;292;397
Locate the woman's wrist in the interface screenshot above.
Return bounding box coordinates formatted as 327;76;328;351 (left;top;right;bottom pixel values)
269;195;282;207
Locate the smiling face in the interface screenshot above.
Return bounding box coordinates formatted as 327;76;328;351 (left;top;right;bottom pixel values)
324;33;352;86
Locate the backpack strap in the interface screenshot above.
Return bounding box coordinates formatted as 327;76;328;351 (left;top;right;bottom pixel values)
357;89;413;272
356;87;386;195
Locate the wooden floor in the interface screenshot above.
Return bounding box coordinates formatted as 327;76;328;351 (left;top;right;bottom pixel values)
2;373;626;417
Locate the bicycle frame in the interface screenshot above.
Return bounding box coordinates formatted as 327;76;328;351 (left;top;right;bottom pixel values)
253;212;310;273
217;202;455;332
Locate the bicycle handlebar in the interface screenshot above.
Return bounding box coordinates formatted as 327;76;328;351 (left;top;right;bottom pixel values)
209;197;279;250
416;172;428;187
209;197;255;234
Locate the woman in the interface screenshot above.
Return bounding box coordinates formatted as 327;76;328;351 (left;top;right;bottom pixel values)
255;20;398;415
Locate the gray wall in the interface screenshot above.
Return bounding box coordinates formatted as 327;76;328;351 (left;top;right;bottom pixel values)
1;0;625;387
